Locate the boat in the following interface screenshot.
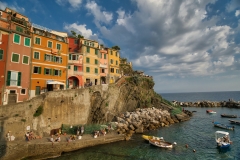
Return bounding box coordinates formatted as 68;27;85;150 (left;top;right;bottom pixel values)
213;122;234;130
149;138;173;148
221;114;237;118
229;119;240;125
206;110;216;113
215;131;232;149
142;135;164;141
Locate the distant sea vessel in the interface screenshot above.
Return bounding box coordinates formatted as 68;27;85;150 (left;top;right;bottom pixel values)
206;110;216;114
229;119;240;125
213;122;234;130
149;138;173;149
221;114;237;118
142;135;164;141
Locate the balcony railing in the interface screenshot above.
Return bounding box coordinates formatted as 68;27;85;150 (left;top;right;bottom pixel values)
100;64;107;68
69;71;83;76
11;17;30;27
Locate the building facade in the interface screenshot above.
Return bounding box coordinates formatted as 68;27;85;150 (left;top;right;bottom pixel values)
80;38;100;86
106;48;121;83
67;36;83;89
30;24;68;98
2;8;32;105
99;46;108;84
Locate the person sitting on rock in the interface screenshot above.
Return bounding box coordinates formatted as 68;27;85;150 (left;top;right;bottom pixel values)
55;135;61;142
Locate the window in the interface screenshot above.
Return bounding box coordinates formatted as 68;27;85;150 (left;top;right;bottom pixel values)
44;54;52;61
86;67;90;73
74;66;78;71
87;46;90;53
86;57;90;63
110;50;113;55
44;68;51;75
110;59;113;64
11;53;19;63
72;55;79;60
68;65;71;69
48;41;52;48
104;54;106;59
13;34;20;44
69;54;72;60
95;59;98;65
21;89;26;95
111;68;114;73
116;69;119;73
101;69;105;73
116;52;118;57
6;71;21;86
95;49;98;55
16;26;23;33
116;61;118;65
53;69;61;76
74;39;78;44
0;49;3;60
33;66;41;74
34;52;40;59
35;37;41;45
54;56;62;63
24;37;31;47
22;56;29;65
56;43;61;50
95;68;98;74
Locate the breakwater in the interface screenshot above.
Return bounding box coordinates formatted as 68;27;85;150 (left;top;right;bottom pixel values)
173;100;240;108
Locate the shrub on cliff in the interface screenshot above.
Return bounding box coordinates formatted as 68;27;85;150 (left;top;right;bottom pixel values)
33;106;43;117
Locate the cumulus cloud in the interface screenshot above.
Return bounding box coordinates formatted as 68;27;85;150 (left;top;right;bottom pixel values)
235;10;240;17
0;1;25;13
55;0;82;9
85;1;113;25
95;0;240;80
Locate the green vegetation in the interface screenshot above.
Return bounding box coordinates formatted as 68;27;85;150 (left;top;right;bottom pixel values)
33;106;43;117
14;114;19;117
105;102;109;107
170;106;182;115
112;45;120;50
21;119;26;122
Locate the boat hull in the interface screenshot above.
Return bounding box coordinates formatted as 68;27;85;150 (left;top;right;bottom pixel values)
149;139;173;148
221;114;237;118
214;122;234;130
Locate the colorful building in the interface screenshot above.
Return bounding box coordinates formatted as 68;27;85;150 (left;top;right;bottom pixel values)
0;9;11;105
67;36;83;89
30;24;68;98
0;8;32;105
99;46;108;84
80;38;100;86
106;48;121;83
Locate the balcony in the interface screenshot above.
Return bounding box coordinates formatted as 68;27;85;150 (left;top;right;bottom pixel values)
100;64;107;68
11;17;30;27
68;71;83;77
68;60;83;65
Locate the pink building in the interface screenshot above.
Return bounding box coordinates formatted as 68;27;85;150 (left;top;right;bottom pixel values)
67;37;83;88
99;47;108;84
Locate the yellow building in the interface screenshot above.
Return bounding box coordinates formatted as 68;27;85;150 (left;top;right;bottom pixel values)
106;48;121;83
80;38;100;86
30;24;68;98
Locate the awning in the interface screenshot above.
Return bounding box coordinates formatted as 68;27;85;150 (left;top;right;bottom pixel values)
47;81;65;85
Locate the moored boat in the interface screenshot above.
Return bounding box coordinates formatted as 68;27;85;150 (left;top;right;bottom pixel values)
229;119;240;125
213;122;234;130
149;138;173;148
221;114;237;118
206;110;216;113
215;131;232;149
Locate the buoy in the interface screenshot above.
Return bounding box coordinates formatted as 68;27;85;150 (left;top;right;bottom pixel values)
173;142;177;145
193;149;196;152
185;144;188;148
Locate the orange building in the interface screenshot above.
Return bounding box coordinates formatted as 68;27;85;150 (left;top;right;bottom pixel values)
30;24;68;98
99;46;108;84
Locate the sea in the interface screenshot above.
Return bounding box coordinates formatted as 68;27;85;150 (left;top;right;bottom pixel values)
50;91;240;160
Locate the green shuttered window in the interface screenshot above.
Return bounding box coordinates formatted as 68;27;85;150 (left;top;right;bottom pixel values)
86;67;90;73
87;46;90;53
0;49;3;60
86;57;90;63
35;37;41;44
95;68;98;74
24;37;31;46
14;34;20;44
23;56;29;64
12;53;19;62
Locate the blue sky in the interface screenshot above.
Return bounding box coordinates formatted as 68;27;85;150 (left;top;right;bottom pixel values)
1;0;240;93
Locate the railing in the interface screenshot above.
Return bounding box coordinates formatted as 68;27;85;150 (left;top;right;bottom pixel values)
11;17;30;27
100;64;107;68
68;60;82;64
69;71;83;76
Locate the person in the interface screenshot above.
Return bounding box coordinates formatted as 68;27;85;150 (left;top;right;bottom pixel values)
81;126;84;136
90;81;92;86
6;131;11;141
55;135;61;142
25;132;30;141
50;135;54;142
77;126;80;136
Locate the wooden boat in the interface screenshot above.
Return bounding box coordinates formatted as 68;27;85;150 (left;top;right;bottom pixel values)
221;114;237;118
142;135;164;141
229;119;240;125
149;138;173;148
213;122;234;130
215;131;232;149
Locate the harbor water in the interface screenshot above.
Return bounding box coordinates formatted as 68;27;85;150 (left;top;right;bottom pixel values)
50;91;240;160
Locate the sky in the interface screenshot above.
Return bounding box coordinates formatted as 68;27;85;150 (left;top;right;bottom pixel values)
1;0;240;93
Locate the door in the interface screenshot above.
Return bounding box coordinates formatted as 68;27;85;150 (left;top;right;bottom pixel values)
8;90;17;104
35;86;41;95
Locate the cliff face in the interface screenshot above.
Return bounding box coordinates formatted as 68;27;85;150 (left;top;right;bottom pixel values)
0;76;171;140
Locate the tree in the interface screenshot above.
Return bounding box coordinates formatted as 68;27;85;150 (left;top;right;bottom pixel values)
112;45;120;50
71;30;77;37
77;34;84;39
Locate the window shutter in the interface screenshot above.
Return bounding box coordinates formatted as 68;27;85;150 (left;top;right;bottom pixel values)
17;72;21;86
54;56;56;62
50;69;52;75
44;54;46;60
52;69;55;75
38;67;41;74
7;71;11;86
44;68;46;75
60;58;62;63
69;54;72;60
59;70;61;76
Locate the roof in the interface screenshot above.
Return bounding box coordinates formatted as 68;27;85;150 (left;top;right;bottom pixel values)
215;131;229;135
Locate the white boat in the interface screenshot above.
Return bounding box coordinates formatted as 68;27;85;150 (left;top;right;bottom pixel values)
149;138;173;148
215;131;232;149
